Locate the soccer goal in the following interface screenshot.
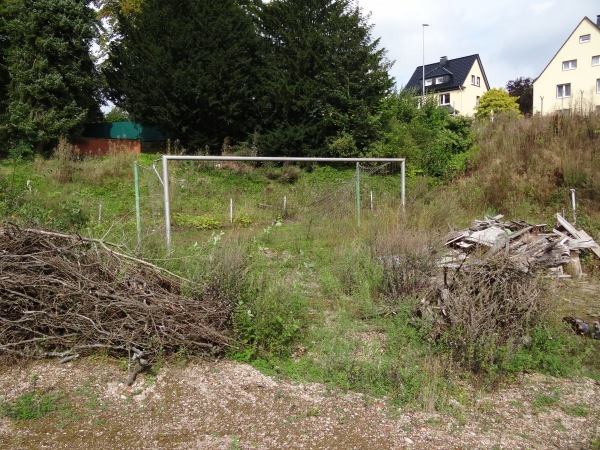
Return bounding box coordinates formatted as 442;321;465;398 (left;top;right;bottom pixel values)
159;155;406;252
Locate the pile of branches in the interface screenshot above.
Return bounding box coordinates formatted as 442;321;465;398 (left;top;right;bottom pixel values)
0;226;234;361
418;257;548;371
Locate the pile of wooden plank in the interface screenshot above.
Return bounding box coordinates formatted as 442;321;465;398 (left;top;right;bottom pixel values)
442;213;600;276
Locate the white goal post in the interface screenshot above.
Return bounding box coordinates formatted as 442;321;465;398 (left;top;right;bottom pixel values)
161;155;406;252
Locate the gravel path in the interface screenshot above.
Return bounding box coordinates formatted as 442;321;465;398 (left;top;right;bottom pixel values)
1;359;599;449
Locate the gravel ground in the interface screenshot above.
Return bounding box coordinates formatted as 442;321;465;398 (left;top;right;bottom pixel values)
1;358;599;449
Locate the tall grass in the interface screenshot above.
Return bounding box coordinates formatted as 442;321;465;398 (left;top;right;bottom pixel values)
463;114;600;222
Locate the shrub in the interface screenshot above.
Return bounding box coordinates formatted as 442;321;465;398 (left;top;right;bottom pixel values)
328;133;359;158
232;276;308;361
8;142;34;163
369;225;439;300
439;257;549;373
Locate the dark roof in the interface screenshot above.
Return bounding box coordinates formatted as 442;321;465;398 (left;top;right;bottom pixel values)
403;54;490;94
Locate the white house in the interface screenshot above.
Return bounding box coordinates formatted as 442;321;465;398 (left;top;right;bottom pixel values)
533;15;600;115
404;54;490;116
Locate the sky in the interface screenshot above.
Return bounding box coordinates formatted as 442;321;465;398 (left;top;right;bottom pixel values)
357;0;599;89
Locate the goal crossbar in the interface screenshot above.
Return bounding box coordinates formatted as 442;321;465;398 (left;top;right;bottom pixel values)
161;155;406;252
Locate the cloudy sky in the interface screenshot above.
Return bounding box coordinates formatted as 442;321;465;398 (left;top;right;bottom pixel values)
358;0;599;89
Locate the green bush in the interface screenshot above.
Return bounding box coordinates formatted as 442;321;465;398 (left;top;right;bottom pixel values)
8;142;34;162
232;278;308;361
371;90;475;178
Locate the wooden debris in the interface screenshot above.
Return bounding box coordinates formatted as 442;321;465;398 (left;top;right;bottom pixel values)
443;213;599;275
576;229;600;259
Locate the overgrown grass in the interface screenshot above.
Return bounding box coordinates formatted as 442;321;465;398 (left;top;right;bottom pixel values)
2;114;600;410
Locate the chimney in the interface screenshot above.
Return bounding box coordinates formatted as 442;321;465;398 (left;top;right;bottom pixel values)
440;56;448;66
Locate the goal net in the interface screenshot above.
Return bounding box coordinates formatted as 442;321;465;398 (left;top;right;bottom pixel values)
136;156;405;252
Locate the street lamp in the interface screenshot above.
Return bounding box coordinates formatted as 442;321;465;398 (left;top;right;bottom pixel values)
422;24;429;101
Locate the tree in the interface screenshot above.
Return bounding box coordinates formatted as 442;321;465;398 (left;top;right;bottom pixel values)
0;0;18;145
506;77;533;116
256;0;394;156
370;89;474;178
104;0;264;151
92;0;145;52
5;0;102;151
475;88;520;120
104;106;130;122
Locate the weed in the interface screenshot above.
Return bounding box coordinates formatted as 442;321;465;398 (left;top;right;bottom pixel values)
562;403;589;417
173;213;221;230
92;418;107;427
1;390;67;421
231;280;307;361
228;435;241;450
532;388;560;414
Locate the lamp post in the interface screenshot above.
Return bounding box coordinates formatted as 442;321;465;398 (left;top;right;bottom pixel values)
422;24;429;101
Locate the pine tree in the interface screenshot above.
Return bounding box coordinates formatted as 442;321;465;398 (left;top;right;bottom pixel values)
104;0;264;151
5;0;102;151
256;0;393;156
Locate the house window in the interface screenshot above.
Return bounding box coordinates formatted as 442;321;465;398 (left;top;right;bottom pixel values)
476;76;480;86
436;76;445;84
593;55;600;66
580;34;591;43
439;93;450;105
476;96;480;106
562;60;577;70
557;83;571;98
425;79;433;86
471;75;476;85
597;79;600;94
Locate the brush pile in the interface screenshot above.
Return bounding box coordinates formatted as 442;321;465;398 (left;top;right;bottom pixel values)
0;226;233;361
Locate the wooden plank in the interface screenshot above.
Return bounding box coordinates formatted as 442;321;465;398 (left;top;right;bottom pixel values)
465;226;507;247
576;229;600;259
556;213;580;238
508;226;533;240
445;232;468;246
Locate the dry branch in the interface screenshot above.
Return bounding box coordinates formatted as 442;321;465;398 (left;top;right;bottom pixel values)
0;226;235;361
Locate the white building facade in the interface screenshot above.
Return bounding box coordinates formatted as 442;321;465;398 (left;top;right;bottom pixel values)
533;16;600;115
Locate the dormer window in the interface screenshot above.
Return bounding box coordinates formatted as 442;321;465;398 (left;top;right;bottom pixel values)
562;60;577;70
425;79;433;86
435;76;444;84
580;34;591;43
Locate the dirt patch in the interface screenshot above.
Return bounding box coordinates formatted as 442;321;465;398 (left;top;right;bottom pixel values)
1;359;599;449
